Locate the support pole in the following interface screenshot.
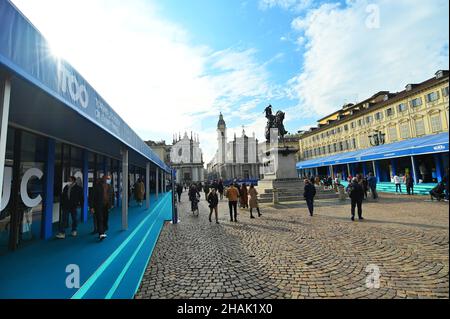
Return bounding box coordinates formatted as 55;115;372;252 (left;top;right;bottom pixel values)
121;148;128;230
372;161;379;181
411;156;419;185
42;138;55;240
82;150;89;223
146;162;150;210
374;161;381;183
390;159;397;177
433;154;443;182
172;169;178;224
0;75;11;210
156;168;159;200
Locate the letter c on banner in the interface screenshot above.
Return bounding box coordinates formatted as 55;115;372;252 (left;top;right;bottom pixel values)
20;168;44;208
0;167;12;211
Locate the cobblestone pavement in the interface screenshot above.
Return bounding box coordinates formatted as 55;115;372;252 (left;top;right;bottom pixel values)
135;193;449;299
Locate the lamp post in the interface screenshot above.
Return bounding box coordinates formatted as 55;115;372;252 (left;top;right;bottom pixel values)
369;130;386;147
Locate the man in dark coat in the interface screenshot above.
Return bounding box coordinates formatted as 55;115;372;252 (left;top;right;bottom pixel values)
405;173;414;195
56;176;83;239
367;172;378;199
303;179;316;216
430;182;446;201
217;180;224;200
348;177;364;221
90;175;113;240
176;183;183;202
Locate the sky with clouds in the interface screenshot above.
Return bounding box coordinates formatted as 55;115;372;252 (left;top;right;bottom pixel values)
11;0;449;164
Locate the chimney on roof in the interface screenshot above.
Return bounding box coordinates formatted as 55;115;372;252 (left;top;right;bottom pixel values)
436;70;445;79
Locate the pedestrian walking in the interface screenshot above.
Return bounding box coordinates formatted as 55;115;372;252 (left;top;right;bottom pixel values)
405;173;414;195
207;188;219;224
56;176;83;239
393;174;402;193
367;172;378;199
188;185;200;214
204;182;210;200
239;183;249;209
248;184;261;218
176;183;183;202
90;175;113;240
361;176;369;200
347;177;364;221
218;180;224;200
225;183;239;222
134;178;145;207
303;179;316;216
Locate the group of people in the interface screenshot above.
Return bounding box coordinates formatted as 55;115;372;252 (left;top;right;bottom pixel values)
56;174;149;242
56;174;114;241
429;176;449;201
392;173;415;195
303;172;379;221
176;180;262;224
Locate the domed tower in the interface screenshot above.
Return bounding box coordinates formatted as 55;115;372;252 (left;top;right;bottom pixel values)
217;113;227;164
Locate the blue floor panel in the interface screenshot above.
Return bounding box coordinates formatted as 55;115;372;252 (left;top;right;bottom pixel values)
111;197;172;299
0;192;173;299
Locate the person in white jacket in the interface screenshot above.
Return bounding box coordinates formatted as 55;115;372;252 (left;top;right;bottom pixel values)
393;174;402;193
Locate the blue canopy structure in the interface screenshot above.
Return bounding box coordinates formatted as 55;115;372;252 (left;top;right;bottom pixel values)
297;132;449;169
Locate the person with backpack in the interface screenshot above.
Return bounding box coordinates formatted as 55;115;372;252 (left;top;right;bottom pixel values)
347;177;364;221
303;179;316;216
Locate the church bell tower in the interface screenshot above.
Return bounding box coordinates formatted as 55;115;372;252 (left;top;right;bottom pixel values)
217;113;226;164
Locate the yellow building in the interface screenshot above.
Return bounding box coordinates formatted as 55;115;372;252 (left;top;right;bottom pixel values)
297;70;449;185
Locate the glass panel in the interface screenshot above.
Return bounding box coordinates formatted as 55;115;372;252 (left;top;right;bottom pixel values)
18;131;46;244
0;127;15;254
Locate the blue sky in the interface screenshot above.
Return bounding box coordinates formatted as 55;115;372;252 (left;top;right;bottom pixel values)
11;0;450;162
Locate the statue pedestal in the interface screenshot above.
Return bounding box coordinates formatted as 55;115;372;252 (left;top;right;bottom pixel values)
257;146;305;203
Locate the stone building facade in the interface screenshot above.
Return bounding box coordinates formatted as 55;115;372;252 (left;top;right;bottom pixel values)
207;114;261;181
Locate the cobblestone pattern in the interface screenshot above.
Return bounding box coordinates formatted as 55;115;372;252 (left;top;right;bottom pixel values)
135;193;449;299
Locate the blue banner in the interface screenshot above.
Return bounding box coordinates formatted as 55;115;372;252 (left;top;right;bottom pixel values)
0;0;170;172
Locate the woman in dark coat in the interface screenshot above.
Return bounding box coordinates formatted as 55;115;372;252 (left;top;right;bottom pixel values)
239;183;248;209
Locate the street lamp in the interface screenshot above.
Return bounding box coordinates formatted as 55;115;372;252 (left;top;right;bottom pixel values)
369;130;386;146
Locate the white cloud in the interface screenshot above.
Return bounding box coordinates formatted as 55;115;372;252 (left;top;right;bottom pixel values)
288;0;449;117
11;0;275;165
259;0;313;12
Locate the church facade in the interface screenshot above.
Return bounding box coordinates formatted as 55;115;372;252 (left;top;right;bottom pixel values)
207;114;261;181
170;132;205;184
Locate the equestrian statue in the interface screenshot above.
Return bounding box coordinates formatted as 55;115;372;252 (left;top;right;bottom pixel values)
263;104;288;143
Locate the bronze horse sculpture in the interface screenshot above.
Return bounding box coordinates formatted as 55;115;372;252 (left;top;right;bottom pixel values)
264;105;288;143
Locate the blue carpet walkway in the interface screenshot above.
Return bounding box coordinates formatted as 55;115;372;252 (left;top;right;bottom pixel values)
0;192;173;299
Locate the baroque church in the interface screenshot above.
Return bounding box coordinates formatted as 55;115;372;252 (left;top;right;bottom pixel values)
207;113;261;181
170;132;205;184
